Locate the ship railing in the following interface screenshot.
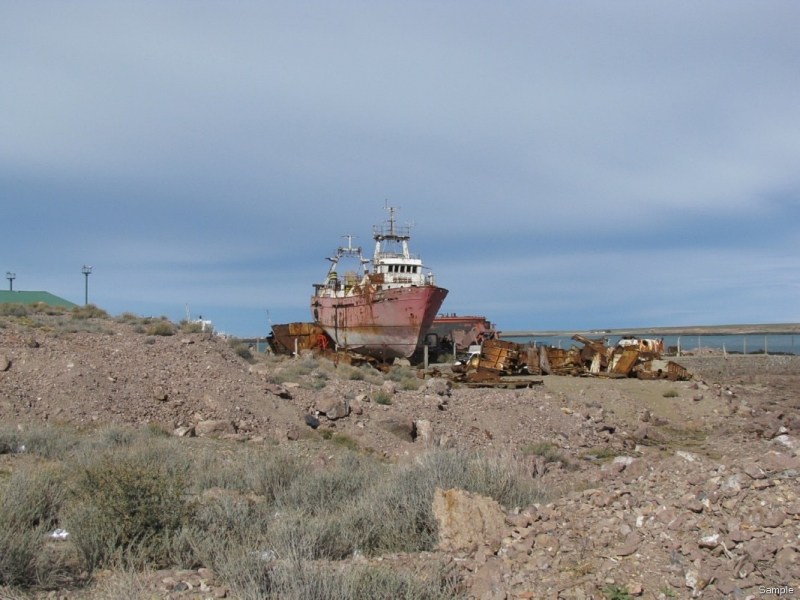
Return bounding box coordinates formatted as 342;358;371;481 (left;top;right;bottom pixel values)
376;252;420;260
373;224;411;239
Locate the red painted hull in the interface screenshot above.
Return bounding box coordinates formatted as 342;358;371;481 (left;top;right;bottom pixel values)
311;285;448;360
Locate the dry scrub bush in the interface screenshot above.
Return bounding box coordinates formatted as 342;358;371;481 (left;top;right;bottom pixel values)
0;424;82;461
65;442;191;572
28;302;68;316
520;441;574;470
0;303;29;317
115;312;144;324
0;425;541;598
0;464;71;588
269;360;317;384
387;367;423;390
215;556;462;600
227;337;255;362
372;390;393;405
146;321;175;336
70;304;109;320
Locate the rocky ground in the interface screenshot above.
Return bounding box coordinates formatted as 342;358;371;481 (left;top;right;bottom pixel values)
1;313;799;599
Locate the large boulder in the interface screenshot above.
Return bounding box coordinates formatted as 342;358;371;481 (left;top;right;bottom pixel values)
432;487;506;551
377;419;415;442
319;397;350;420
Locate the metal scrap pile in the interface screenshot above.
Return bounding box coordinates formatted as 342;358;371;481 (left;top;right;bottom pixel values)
452;339;542;388
452;335;691;386
540;334;692;380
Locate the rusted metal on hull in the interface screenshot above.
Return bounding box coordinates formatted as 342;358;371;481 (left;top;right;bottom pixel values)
314;285;447;360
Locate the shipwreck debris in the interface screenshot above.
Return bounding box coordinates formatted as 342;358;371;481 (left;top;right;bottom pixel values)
267;322;331;355
561;334;692;381
451;339;543;388
450;335;692;385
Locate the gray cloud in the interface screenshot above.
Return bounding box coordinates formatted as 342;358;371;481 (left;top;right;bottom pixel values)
2;1;798;334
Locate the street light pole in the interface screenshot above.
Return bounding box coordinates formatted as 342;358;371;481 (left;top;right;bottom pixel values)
82;266;92;305
6;272;15;291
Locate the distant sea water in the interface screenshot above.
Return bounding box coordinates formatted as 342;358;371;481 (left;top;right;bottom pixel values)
501;333;799;355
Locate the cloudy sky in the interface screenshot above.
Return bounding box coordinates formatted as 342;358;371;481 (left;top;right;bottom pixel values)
2;1;798;336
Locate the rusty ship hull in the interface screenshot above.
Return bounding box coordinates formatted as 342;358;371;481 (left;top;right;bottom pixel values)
311;204;448;361
312;284;447;360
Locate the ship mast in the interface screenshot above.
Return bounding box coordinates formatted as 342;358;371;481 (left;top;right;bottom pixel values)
373;203;411;264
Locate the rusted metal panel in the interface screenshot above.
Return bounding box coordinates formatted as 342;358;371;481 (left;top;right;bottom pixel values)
643;359;692;381
617;337;665;355
428;315;497;351
268;322;331;355
541;346;583;375
477;339;518;374
610;347;640;375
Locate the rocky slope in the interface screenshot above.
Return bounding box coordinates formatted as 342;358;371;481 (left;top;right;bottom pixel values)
1;313;799;598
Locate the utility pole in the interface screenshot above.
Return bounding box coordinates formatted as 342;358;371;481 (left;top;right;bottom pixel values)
82;265;92;305
6;272;15;291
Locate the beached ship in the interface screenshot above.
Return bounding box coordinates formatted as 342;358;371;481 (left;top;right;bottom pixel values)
311;205;448;361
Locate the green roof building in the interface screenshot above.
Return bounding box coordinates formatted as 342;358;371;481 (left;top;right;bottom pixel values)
0;290;77;308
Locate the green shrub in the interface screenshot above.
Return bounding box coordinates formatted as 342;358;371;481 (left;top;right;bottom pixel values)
0;423;82;461
216;557;462;600
332;434;359;451
0;425;545;596
0;464;71;588
115;312;142;324
0;465;67;532
372;390;393;405
399;377;422;391
70;304;109;320
270;362;314;384
66;447;190;571
0;525;48;587
28;302;67;316
234;345;254;362
0;303;28;317
602;584;632;600
662;389;679;398
146;322;175;336
340;365;365;380
520;441;573;469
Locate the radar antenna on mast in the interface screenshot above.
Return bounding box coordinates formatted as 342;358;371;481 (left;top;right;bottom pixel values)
383;200;400;236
